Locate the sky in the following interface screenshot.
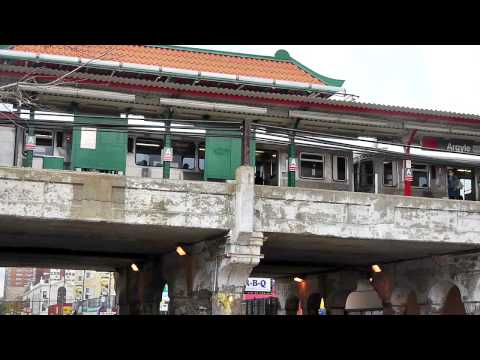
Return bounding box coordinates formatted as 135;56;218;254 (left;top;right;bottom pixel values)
184;45;480;116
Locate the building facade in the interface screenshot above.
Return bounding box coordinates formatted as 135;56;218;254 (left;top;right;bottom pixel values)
21;269;116;315
4;267;35;300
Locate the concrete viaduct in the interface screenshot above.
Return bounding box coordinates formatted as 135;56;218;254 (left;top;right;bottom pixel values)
1;166;480;314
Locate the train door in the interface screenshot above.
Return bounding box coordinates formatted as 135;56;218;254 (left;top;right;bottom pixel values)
456;168;475;201
447;167;475;200
358;160;375;193
354;163;359;192
255;149;279;186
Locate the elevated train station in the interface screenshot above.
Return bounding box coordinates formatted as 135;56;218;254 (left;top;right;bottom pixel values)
0;45;479;314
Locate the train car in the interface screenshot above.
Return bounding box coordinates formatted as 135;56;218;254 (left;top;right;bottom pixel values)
354;154;480;201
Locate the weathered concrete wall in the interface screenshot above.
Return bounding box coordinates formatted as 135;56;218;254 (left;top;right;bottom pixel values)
2;166;480;248
256;185;480;244
0;167;233;230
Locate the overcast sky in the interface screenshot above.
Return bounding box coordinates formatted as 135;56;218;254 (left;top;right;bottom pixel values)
184;45;480;116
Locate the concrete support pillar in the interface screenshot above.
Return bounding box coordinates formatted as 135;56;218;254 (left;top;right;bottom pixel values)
275;278;298;315
163;165;265;315
115;260;165;315
212;231;264;315
163;232;264;315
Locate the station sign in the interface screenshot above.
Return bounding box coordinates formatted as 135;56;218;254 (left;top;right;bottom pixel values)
288;158;298;172
245;277;272;293
163;147;173;162
422;137;480;154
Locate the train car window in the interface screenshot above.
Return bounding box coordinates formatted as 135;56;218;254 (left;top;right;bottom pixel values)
33;130;54;156
383;161;395;186
135;138;164;167
333;156;347;181
300;153;324;179
431;165;436;180
172;141;196;170
412;164;429;188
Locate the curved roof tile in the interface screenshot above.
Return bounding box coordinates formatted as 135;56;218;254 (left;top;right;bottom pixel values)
12;45;343;86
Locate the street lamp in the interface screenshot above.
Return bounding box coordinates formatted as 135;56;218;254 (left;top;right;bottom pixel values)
130;263;139;272
176;245;187;256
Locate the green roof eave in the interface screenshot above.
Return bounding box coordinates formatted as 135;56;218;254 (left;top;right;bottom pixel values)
0;45;13;50
288;57;345;87
148;45;345;87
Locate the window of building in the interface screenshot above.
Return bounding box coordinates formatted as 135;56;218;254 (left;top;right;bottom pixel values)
412;164;429;188
135;138;164;167
300;153;324;179
86;271;91;279
333;156;347;181
85;288;91;300
42;291;48;299
383;161;396;186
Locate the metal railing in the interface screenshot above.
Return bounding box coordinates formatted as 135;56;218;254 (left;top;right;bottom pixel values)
73;296;118;315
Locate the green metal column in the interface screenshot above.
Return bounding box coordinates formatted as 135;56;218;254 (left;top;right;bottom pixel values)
288;120;300;188
24;111;34;168
163;120;171;179
288;142;296;187
242;120;252;166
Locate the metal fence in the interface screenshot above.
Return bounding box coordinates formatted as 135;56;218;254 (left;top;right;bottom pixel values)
73;296;118;315
242;298;279;315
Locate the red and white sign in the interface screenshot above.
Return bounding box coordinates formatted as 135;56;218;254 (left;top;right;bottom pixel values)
163;147;173;162
25;135;36;150
405;168;413;181
288;158;297;172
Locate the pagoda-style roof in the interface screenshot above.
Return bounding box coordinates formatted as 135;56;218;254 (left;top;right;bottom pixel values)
10;45;345;88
